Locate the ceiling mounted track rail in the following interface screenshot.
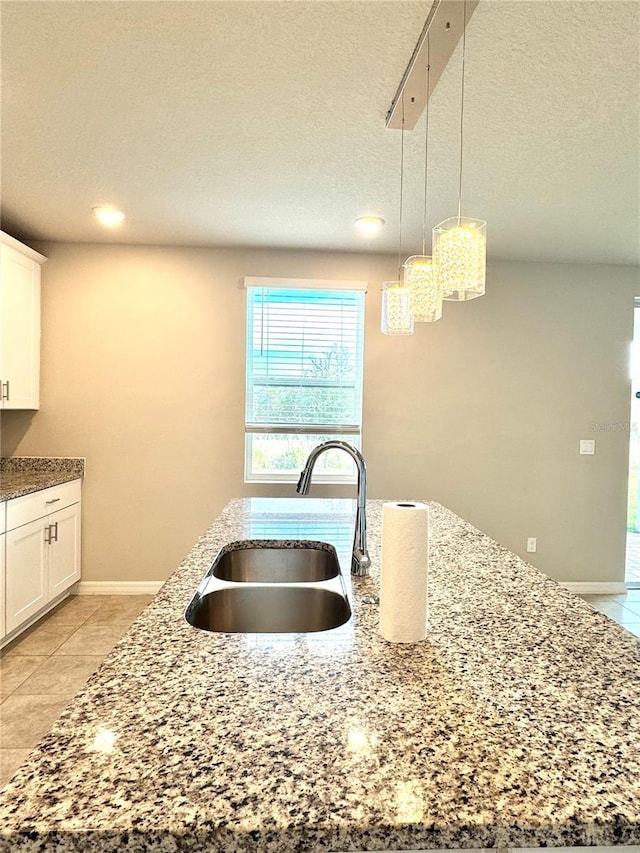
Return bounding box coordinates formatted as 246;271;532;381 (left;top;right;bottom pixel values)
386;0;479;131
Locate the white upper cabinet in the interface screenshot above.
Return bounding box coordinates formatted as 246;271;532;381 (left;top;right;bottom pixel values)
0;231;46;410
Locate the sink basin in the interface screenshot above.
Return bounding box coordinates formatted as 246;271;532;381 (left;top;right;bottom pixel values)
185;585;351;633
185;539;351;634
212;541;340;583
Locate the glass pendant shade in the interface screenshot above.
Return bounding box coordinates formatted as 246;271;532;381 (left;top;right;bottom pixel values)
381;281;414;335
403;255;443;323
433;217;487;301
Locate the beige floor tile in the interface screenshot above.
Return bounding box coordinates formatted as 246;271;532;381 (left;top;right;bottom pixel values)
0;749;32;788
581;595;615;606
2;623;79;658
15;656;104;696
84;595;153;626
0;657;47;702
37;595;104;628
53;623;131;656
0;695;71;748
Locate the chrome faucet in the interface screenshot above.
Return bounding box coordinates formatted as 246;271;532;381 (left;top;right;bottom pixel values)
296;440;371;576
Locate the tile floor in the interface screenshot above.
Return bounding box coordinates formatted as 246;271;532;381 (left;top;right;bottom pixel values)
581;588;640;636
0;594;152;787
1;589;640;789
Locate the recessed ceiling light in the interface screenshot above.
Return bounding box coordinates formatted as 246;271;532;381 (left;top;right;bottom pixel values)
354;216;385;236
93;206;126;227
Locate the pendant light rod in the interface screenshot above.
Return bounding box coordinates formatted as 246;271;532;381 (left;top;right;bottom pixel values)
397;98;405;277
457;0;468;223
381;94;414;337
422;37;431;257
386;0;479;131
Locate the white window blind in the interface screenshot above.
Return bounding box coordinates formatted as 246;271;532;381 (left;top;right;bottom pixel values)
244;278;366;483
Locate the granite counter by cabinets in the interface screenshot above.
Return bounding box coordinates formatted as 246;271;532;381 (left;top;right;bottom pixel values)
0;457;85;501
1;497;639;852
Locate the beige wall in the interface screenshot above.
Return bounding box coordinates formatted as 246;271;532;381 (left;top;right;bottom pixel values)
1;242;638;584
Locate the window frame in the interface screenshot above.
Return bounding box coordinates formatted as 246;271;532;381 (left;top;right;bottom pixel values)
243;277;366;485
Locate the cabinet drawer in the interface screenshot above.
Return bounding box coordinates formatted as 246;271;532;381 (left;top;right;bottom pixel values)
7;479;82;531
0;502;5;535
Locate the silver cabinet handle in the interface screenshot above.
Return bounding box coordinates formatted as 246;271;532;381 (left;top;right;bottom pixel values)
1;380;9;401
45;498;61;505
44;523;58;544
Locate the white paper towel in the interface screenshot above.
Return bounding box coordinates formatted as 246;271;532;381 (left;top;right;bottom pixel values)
379;501;429;643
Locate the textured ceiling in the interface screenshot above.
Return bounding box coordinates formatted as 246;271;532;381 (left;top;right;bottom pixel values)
1;0;638;264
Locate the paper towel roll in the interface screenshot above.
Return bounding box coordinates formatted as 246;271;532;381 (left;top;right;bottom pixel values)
379;501;429;643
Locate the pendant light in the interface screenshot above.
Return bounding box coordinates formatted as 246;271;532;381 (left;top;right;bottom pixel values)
433;0;487;301
382;98;414;336
403;37;442;323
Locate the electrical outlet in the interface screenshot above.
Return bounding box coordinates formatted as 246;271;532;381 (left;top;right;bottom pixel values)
527;537;537;553
580;439;596;455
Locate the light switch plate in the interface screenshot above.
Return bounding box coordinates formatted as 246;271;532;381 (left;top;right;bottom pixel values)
580;439;596;455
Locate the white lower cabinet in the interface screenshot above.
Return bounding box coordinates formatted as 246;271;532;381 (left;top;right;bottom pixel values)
47;502;81;599
2;479;81;642
0;532;5;638
6;518;48;633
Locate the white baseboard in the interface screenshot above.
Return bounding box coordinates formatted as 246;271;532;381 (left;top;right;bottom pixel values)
561;582;628;595
71;581;164;595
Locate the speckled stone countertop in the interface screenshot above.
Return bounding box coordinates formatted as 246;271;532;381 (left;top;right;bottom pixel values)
1;497;639;852
0;457;85;501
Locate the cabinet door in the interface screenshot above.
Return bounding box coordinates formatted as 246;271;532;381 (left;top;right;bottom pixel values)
48;503;81;599
0;244;41;410
5;519;47;633
0;533;5;639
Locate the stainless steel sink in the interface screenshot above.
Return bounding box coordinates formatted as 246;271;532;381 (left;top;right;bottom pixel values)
185;585;351;633
185;540;351;634
212;541;340;583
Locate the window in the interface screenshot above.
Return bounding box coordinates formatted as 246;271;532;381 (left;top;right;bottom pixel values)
244;277;366;483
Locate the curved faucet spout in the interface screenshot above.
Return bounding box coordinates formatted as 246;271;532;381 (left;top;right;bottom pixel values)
296;440;371;576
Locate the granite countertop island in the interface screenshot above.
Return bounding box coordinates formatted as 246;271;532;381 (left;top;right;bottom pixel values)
0;457;85;501
1;497;639;852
